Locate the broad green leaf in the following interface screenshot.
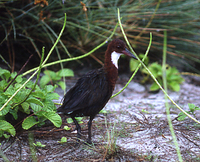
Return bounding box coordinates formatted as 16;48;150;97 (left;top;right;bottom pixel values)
46;93;60;100
0;80;7;90
43;100;56;111
169;81;180;91
42;112;62;127
44;70;57;78
40;75;51;88
22;116;39;130
129;58;139;72
58;81;66;90
150;82;159;91
0;105;11;116
0;120;16;136
30;103;42;112
0;68;10;80
26;97;44;107
16;75;23;83
58;68;74;77
21;102;30;114
45;85;57;93
177;112;187;121
31;91;45;99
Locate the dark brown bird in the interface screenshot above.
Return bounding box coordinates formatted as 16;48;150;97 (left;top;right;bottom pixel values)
58;39;137;144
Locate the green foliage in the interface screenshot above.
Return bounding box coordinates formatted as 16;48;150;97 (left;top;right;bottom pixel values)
63;126;71;131
0;67;62;138
67;117;83;124
33;142;46;148
40;69;74;90
58;137;67;144
1;0;200;73
178;103;200;121
130;55;184;91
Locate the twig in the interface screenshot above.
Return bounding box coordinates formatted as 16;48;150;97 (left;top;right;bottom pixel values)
3;54;33;92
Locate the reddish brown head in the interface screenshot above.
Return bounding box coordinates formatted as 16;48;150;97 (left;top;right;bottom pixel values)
104;39;137;89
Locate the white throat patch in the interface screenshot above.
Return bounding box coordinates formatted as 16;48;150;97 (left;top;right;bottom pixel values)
111;51;122;69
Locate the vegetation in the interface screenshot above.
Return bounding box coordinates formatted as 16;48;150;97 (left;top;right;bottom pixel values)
0;66;61;138
130;55;185;91
0;0;200;72
0;0;200;161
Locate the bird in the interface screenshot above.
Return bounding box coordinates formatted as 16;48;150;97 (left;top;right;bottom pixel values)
58;39;137;144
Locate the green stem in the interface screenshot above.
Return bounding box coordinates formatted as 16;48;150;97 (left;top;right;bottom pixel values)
162;30;183;162
0;13;67;112
22;22;119;76
112;33;152;98
117;8;200;124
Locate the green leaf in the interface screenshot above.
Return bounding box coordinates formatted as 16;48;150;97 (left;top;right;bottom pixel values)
0;104;10;116
22;116;39;130
30;103;42;113
150;82;160;91
33;142;46;147
40;75;51;88
0;120;16;136
58;137;67;144
99;109;107;114
21;102;30;114
16;75;23;83
177;112;187;121
169;81;180;91
0;68;10;80
63;126;71;130
57;81;66;90
45;85;57;93
42;112;62;127
31;91;45;99
43;100;56;111
67;118;73;123
44;70;57;80
75;117;83;124
188;103;195;111
57;68;74;77
46;93;60;100
129;58;139;72
26;97;44;107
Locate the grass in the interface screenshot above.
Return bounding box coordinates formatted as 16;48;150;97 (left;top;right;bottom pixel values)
1;1;200;161
1;0;200;73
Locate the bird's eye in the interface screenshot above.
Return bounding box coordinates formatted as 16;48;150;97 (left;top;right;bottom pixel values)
116;45;121;49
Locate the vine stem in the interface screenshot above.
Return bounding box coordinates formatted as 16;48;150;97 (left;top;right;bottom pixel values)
117;8;200;124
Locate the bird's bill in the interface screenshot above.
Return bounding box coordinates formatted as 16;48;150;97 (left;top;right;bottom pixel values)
122;48;137;60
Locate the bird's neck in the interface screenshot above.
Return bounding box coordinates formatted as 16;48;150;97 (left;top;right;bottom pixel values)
104;51;119;90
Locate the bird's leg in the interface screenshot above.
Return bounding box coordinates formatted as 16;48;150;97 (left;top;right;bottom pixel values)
87;116;94;144
71;117;81;142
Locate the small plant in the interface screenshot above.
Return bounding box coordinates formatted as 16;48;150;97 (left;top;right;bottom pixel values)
57;137;67;144
0;67;62;138
33;141;46;148
130;55;184;91
103;118;118;159
63;126;71;131
178;103;200;121
67;117;83;124
40;68;74;90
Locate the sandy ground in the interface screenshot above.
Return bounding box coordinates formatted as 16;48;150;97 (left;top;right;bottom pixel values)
0;75;200;161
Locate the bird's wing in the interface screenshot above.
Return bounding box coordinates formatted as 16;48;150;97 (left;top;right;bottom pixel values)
58;69;112;114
